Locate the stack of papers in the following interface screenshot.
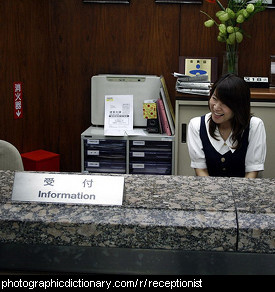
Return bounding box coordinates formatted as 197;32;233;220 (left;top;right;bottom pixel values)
173;72;211;96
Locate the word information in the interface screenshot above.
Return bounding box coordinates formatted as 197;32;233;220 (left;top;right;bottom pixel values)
12;172;124;206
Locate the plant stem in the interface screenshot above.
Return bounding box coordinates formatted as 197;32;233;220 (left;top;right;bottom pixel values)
216;0;225;11
200;10;219;26
225;44;238;74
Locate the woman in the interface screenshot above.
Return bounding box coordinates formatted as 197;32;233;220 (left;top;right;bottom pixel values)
187;73;266;178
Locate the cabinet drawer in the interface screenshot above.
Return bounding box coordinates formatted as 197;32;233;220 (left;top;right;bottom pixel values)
130;140;172;151
84;138;126;150
84;138;127;164
84;161;126;174
85;149;126;161
129;151;172;162
129;162;172;175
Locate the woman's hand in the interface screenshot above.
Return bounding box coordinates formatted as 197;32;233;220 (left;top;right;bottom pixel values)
195;168;210;176
245;171;259;178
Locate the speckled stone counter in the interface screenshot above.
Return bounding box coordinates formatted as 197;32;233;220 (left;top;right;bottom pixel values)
0;170;274;255
231;178;275;253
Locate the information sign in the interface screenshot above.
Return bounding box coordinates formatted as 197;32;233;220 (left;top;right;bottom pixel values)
12;172;124;206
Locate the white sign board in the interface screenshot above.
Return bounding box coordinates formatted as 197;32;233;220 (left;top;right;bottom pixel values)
12;172;124;206
104;94;133;136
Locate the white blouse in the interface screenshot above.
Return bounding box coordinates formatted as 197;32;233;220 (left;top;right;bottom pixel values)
187;112;266;173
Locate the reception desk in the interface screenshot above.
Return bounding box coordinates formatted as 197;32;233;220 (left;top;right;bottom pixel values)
0;170;274;274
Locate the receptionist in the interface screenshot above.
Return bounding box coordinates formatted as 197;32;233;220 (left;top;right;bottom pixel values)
187;73;266;178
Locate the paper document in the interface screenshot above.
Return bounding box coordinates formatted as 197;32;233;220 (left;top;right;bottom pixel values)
125;129;147;136
104;95;133;136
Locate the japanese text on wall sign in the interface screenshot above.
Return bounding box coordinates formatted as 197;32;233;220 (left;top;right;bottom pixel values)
13;82;23;120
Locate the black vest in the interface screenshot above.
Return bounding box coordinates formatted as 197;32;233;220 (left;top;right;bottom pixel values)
199;115;249;177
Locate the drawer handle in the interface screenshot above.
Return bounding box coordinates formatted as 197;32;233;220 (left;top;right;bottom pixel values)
181;123;187;143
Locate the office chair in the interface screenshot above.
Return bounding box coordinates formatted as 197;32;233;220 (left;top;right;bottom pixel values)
0;140;24;171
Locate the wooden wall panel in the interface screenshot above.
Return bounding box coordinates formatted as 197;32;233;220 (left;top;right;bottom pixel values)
0;0;179;171
0;0;273;172
0;0;53;152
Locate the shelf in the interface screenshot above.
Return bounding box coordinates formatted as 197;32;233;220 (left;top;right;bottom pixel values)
176;88;275;101
250;88;275;100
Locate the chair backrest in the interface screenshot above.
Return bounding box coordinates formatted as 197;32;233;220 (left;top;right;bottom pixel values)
0;140;24;171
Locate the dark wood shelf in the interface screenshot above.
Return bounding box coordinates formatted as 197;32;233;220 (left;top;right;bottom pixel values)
176;88;275;101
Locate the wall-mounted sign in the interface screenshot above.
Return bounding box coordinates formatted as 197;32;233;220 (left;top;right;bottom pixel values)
12;172;124;206
179;56;218;83
13;82;23;120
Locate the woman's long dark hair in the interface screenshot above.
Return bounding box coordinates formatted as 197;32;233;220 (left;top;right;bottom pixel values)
208;73;251;149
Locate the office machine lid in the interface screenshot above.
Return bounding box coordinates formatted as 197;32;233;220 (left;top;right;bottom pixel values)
91;74;161;127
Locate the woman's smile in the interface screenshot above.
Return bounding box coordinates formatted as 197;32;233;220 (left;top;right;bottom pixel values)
209;93;233;124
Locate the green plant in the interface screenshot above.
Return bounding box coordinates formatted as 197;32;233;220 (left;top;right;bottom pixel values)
201;0;266;73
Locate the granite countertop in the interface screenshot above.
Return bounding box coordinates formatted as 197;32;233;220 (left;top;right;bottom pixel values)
0;170;274;253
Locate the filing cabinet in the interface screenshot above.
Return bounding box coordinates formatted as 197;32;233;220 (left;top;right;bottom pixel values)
129;140;173;175
83;138;127;174
81;126;174;175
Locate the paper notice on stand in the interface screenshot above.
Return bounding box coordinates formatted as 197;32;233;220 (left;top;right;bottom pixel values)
104;95;134;136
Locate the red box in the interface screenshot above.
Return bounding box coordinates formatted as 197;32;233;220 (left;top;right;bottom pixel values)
21;150;60;171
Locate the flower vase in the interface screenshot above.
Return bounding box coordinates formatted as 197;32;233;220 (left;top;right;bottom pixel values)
222;47;238;75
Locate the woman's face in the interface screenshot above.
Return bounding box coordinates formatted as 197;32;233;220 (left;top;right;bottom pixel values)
209;91;234;125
